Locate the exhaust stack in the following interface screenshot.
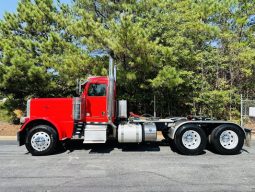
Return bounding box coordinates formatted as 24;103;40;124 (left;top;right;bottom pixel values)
107;56;115;123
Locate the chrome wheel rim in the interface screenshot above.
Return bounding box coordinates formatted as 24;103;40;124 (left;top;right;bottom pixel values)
31;132;51;151
182;130;201;150
220;130;238;149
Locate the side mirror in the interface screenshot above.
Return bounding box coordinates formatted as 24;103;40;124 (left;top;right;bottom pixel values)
76;79;87;96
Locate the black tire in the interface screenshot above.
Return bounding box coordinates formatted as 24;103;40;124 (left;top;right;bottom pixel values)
25;125;58;156
211;124;244;155
174;125;207;155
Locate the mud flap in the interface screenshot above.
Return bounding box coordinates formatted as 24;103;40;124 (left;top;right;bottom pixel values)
17;130;25;146
244;128;252;147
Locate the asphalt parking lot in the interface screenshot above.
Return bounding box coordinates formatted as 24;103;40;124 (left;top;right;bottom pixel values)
0;140;255;192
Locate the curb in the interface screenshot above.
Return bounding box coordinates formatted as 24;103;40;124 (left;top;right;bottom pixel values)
0;136;17;140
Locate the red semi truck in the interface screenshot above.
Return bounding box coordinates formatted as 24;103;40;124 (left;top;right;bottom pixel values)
17;57;250;156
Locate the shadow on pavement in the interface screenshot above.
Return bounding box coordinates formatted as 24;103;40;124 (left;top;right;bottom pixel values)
55;139;210;155
26;138;251;156
57;140;167;155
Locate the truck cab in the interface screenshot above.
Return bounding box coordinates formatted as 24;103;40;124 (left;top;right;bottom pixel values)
82;76;111;123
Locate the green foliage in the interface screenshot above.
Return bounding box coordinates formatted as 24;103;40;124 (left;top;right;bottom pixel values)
150;66;185;89
0;0;90;111
0;103;10;122
0;0;255;120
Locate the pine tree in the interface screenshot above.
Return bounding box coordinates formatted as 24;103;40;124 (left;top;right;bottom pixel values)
0;0;90;113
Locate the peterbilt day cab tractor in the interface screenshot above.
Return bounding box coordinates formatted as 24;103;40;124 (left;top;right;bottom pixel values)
18;57;250;156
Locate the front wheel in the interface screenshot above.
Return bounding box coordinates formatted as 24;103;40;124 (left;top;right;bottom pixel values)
174;125;207;155
211;124;244;155
25;125;58;156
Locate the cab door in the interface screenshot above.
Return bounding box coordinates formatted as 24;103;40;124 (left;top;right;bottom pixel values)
85;83;108;123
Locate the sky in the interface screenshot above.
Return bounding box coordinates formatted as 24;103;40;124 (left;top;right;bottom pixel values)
0;0;71;19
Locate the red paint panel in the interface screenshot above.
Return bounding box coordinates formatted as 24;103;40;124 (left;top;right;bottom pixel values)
30;98;74;139
85;94;107;122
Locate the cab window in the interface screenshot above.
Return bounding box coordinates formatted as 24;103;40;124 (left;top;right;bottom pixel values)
88;84;106;96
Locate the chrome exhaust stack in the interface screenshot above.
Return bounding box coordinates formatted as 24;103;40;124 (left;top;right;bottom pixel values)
107;56;117;137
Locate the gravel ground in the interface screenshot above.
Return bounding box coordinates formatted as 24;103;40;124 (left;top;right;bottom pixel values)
0;121;20;136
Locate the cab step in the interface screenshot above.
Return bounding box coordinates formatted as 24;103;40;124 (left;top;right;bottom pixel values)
83;125;107;143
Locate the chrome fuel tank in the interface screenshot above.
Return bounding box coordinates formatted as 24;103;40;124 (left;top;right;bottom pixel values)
143;123;157;141
118;124;142;143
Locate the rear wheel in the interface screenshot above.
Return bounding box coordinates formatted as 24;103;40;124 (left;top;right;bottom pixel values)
174;125;207;155
211;124;244;155
25;125;58;156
